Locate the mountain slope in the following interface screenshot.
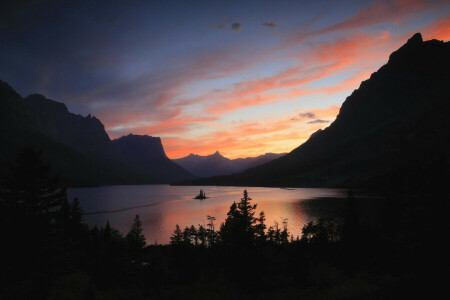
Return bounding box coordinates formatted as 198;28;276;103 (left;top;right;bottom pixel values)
173;151;285;177
178;33;450;189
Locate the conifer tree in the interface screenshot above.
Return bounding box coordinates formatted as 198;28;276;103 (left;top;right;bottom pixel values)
1;147;66;224
220;190;263;247
170;224;183;245
126;214;146;250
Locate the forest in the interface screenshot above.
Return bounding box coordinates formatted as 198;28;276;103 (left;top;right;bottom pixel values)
1;147;448;299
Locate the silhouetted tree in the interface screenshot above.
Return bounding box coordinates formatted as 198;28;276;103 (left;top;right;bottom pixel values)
206;215;217;246
183;226;192;245
126;215;146;257
197;224;207;246
255;211;267;243
219;190;262;247
301;218;340;244
280;218;289;244
1;147;66;226
170;224;183;246
0;148;68;298
190;225;198;246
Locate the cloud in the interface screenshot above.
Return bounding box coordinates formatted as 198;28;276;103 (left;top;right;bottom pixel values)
217;25;226;30
262;22;277;29
291;0;448;43
299;112;316;119
307;119;330;124
199;32;392;115
422;15;450;41
231;22;243;32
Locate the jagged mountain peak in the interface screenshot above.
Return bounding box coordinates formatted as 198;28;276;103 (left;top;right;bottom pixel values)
210;150;223;158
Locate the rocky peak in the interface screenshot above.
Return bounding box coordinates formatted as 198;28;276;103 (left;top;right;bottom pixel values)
388;32;423;64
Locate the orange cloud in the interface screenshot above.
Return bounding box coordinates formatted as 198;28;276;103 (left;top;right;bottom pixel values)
422;16;450;41
292;0;447;43
202;32;391;116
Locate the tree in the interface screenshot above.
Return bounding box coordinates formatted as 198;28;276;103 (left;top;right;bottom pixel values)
126;214;146;251
255;211;267;242
170;224;183;246
1;147;66;226
0;148;69;298
70;197;84;226
197;225;207;246
301;218;340;244
219;190;263;247
182;226;192;245
206;215;217;246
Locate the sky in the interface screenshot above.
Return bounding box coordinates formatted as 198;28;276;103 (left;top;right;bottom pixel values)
1;0;449;159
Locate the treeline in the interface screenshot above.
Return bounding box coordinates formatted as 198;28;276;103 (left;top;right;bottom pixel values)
1;148;447;299
169;190;340;248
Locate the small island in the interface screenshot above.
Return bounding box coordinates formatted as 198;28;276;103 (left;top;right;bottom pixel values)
194;189;208;199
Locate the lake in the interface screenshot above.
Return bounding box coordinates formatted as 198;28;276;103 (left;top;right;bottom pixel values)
68;185;349;244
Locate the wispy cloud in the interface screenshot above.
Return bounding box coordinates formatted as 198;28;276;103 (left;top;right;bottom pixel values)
290;0;448;43
307;119;330;124
299;112;316;119
262;22;277;29
231;22;243;32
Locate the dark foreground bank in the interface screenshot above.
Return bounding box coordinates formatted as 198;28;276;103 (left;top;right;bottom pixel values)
1;148;449;299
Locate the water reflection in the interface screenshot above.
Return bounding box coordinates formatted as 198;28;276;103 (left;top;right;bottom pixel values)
68;185;347;244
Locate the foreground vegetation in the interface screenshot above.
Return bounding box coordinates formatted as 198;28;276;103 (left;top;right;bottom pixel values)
0;148;448;299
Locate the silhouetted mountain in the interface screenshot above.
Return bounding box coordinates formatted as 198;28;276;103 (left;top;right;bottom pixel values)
26;94;112;158
173;151;285;177
0;83;192;185
179;33;450;190
113;134;194;182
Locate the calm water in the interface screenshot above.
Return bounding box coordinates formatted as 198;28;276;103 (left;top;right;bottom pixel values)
68;185;348;244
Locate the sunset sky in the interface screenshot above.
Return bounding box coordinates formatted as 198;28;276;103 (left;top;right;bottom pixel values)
1;0;449;159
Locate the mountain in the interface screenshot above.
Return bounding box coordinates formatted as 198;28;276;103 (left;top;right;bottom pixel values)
177;33;450;190
26;94;115;159
173;151;286;177
113;134;194;182
0;84;193;185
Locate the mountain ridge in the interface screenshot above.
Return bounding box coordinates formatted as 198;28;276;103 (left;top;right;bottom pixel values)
173;151;286;178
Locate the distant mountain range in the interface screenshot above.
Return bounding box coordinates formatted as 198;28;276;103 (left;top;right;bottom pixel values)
177;33;450;190
173;151;285;177
0;85;194;185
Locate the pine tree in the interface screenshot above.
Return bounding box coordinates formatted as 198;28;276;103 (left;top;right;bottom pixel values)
1;147;67;224
70;197;84;226
170;224;183;245
197;225;207;246
126;214;146;250
0;148;69;297
255;211;267;242
219;190;263;247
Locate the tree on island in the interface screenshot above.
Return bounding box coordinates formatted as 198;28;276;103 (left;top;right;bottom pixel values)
195;189;207;199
